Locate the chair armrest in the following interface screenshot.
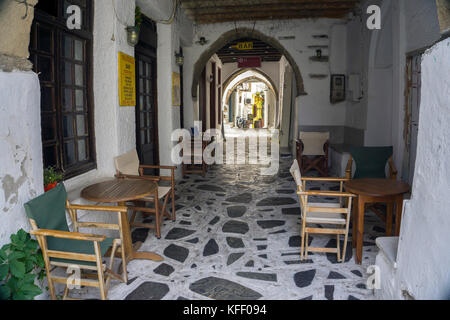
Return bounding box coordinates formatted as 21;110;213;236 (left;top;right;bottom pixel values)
388;157;398;180
296;139;304;153
140;165;177;170
345;156;353;179
67;204;128;213
297;191;356;198
301;177;349;182
30;229;106;242
116;173;161;182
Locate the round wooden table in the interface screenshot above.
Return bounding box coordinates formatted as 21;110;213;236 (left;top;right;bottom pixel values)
81;179;163;263
345;179;410;264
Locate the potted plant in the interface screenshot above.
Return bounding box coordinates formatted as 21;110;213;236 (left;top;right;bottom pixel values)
43;167;63;192
0;229;46;300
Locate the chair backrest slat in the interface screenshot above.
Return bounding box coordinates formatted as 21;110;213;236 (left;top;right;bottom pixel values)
115;149;140;176
24;183;69;232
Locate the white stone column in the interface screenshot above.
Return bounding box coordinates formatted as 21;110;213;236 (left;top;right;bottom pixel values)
157;23;182;178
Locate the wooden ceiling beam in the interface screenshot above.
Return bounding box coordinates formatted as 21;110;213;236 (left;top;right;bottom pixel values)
180;0;358;9
184;2;357;16
219;53;282;57
193;10;350;24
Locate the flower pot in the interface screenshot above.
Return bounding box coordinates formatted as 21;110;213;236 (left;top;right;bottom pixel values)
44;182;58;192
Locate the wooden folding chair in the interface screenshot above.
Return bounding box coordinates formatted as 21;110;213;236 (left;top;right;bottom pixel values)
114;149;176;239
296;132;329;176
181;136;208;177
290;160;355;262
24;183;128;300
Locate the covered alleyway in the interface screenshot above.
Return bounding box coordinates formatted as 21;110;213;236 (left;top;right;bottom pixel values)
0;0;449;302
63;154;383;300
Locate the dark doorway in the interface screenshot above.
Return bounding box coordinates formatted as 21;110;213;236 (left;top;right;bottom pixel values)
217;67;222;126
199;68;207;132
179;47;184;129
405;53;422;185
135;17;159;174
210;62;216;129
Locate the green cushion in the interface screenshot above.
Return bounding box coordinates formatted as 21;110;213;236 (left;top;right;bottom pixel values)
24;183;113;266
350;146;393;179
24;183;69;232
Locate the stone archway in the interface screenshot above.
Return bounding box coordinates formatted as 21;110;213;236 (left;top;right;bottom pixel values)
222;68;279;101
191;27;306;99
223;75;278;129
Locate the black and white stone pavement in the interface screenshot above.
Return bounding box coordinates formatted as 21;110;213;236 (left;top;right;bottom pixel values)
62;133;381;300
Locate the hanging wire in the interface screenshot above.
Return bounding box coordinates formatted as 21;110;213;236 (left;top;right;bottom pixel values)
251;20;257;33
156;0;178;24
12;0;34;20
112;0;129;26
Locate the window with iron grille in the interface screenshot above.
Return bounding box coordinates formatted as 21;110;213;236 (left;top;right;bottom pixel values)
29;0;95;179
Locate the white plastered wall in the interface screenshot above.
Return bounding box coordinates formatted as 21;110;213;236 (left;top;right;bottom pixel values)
378;37;450;300
345;0;441;177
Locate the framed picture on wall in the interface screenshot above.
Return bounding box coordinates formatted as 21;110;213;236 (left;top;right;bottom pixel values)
330;74;346;104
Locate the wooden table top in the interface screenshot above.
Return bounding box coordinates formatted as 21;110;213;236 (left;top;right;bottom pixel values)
81;179;157;203
345;179;410;197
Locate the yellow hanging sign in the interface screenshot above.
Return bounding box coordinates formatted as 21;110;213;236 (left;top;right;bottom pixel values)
118;52;136;106
232;42;254;50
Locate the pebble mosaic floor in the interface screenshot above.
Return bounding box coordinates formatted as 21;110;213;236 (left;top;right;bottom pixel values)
62;131;381;300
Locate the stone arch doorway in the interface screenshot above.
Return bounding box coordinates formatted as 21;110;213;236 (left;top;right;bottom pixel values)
191;27;307;99
223;75;278;129
222;68;279;101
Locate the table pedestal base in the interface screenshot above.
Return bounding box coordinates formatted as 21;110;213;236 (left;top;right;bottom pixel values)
126;242;163;263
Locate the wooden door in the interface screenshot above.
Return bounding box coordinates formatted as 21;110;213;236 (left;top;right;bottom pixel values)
406;54;422;185
199;68;207;132
217;67;222;126
135;18;158;174
210;62;216;129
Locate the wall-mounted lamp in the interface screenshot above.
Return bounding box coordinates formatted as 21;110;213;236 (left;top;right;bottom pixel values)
175;51;184;66
316;49;322;58
196;37;209;46
126;26;140;47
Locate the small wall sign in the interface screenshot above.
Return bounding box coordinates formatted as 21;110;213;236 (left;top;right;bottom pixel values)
173;72;181;106
118;52;136;106
330;74;346;104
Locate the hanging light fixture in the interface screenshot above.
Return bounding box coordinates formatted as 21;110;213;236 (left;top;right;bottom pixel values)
126;26;140;47
175;51;184;66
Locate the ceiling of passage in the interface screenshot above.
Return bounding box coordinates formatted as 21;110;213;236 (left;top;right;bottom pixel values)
180;0;360;24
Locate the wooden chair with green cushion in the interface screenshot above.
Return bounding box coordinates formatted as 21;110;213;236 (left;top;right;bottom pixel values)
345;146;398;227
346;146;397;180
24;183;128;300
